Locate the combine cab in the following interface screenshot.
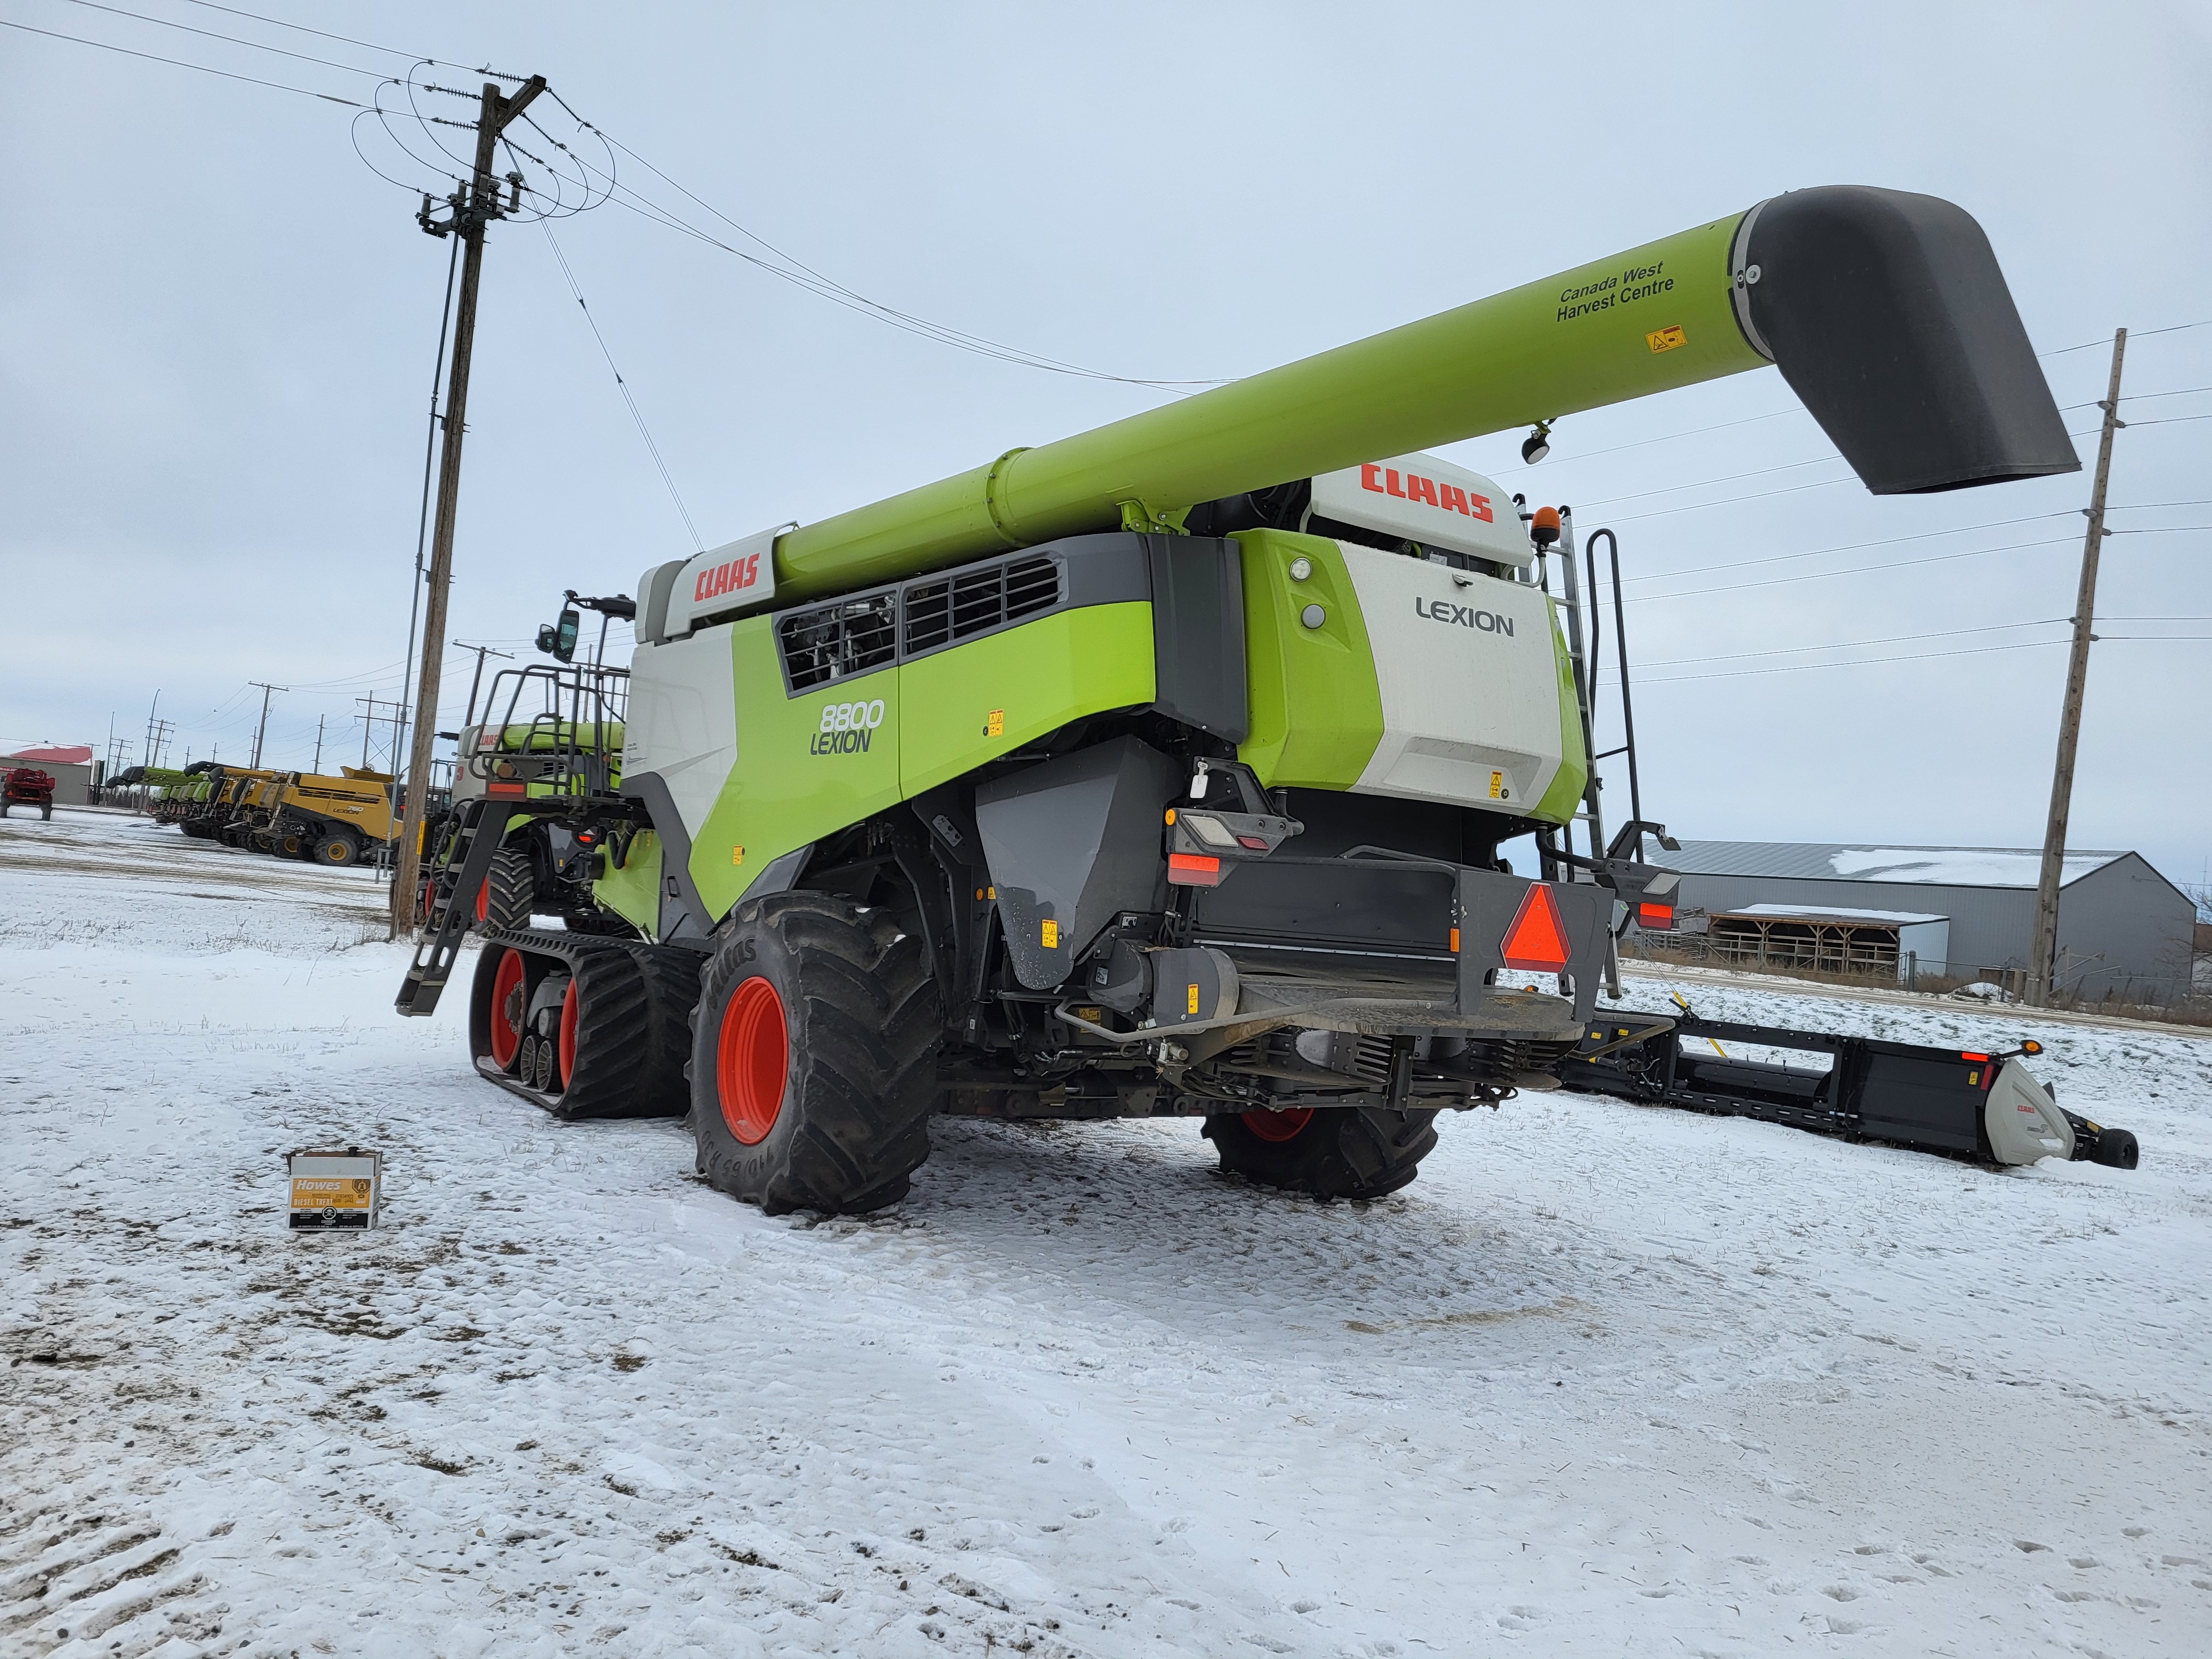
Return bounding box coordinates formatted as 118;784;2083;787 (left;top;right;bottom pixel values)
402;184;2084;1215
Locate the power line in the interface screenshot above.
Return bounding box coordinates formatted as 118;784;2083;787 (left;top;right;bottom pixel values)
1632;637;2069;686
538;220;701;548
1601;617;2069;674
1617;511;2075;585
58;0;388;79
1621;534;2079;605
2038;320;2211;356
174;0;529;80
0;16;366;104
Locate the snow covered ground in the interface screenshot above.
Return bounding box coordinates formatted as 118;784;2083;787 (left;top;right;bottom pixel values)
4;808;2209;1659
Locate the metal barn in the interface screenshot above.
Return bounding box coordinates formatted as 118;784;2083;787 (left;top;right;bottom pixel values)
1658;842;2195;1003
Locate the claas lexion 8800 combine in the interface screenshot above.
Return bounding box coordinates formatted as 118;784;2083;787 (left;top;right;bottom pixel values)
398;185;2083;1214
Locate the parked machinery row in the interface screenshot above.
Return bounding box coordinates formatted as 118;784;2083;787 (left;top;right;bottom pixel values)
110;760;414;867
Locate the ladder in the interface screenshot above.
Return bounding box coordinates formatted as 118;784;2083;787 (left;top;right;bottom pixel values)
394;797;509;1017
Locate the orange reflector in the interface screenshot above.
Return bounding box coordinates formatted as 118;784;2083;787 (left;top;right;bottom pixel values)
1167;853;1222;888
1449;927;1461;953
1500;884;1571;972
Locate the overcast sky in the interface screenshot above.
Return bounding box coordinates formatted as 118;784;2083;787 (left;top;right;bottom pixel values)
4;2;2208;894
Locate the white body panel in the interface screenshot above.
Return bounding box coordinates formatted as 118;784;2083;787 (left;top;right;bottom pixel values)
1983;1058;2075;1166
1311;452;1534;568
664;524;789;638
624;624;739;838
1339;542;1564;812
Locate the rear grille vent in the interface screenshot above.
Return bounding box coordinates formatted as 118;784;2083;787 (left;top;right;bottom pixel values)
903;555;1060;655
778;593;898;692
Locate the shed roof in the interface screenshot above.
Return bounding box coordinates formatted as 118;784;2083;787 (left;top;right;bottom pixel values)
1717;904;1949;926
1668;841;2126;890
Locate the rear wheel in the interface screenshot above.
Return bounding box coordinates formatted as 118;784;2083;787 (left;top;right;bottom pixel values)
689;891;939;1216
1203;1104;1441;1200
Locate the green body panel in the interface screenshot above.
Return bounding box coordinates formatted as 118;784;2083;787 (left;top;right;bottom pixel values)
596;828;663;932
772;215;1759;599
898;603;1155;798
682;603;1157;925
1233;530;1385;789
1530;618;1589;827
691;617;904;920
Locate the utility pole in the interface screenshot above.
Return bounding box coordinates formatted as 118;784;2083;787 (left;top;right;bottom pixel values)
312;714;326;773
454;640;515;725
2027;328;2126;1009
357;693;403;771
147;718;175;771
143;690;160;775
391;73;547;936
247;681;286;769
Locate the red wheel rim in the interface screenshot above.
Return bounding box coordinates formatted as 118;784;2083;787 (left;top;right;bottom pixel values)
488;948;526;1070
1243;1106;1315;1143
557;977;579;1090
716;977;788;1146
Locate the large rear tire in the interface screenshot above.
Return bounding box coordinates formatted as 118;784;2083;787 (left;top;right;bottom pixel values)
1203;1104;1441;1200
688;891;939;1216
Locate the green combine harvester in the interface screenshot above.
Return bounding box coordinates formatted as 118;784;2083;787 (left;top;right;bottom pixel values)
399;185;2077;1214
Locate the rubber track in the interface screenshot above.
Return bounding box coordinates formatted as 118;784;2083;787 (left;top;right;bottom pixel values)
691;892;941;1216
1203;1104;1441;1200
470;928;699;1120
482;845;536;932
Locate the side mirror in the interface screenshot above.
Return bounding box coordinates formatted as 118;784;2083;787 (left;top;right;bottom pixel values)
536;607;581;662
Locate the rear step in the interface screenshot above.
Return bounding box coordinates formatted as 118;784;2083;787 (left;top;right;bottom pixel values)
1564;1008;2138;1170
467;926;704;1119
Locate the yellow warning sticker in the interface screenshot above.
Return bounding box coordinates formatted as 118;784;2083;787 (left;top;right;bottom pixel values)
1489;769;1505;800
985;709;1005;739
1186;982;1201;1015
1646;324;1686;353
290;1178;371;1211
1041;919;1059;948
731;844;745;865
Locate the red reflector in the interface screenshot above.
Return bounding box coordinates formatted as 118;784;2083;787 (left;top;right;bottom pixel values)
1637;902;1674;929
1236;835;1270;850
1500;884;1571;972
1959;1052;1988;1062
487;781;526;798
1167;853;1222;888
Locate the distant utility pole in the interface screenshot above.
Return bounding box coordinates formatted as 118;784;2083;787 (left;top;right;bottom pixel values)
357;693;404;771
312;714;327;773
2027;327;2127;1009
247;681;286;769
453;640;515;724
391;72;547;936
143;689;161;774
147;718;175;771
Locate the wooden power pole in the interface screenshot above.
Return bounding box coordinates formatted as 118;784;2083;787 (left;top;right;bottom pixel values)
2027;328;2126;1008
389;75;546;934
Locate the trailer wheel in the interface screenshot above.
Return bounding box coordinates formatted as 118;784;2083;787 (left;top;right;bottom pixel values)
311;832;359;867
688;892;940;1216
1203;1104;1441;1200
480;845;536;931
